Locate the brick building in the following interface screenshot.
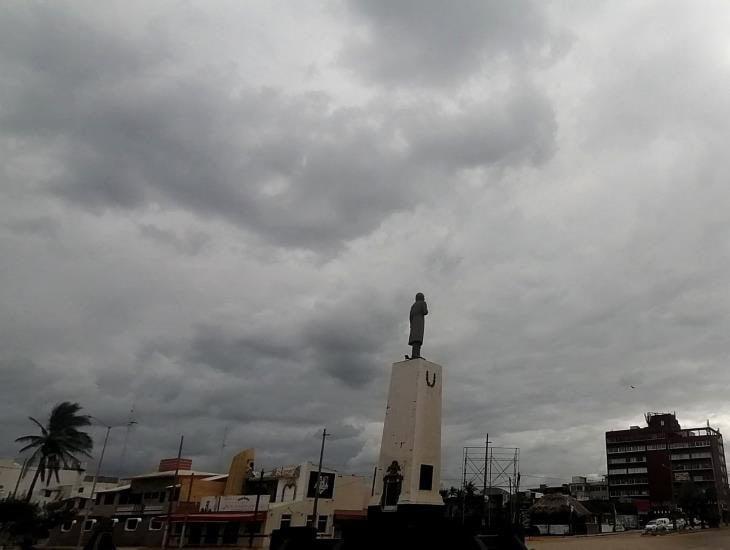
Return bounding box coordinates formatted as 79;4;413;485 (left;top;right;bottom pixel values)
605;412;729;516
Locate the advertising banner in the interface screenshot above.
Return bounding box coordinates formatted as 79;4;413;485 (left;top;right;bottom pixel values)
306;471;335;499
199;494;270;512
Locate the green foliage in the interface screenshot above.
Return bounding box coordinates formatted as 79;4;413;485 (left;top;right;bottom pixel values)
0;498;72;545
15;402;93;502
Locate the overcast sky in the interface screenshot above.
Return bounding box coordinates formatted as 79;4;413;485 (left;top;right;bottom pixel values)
2;0;730;489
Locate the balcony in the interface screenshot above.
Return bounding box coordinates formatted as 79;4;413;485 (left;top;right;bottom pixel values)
116;505;143;514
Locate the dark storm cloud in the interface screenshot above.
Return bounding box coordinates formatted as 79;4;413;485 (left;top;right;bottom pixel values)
0;3;557;253
342;0;566;86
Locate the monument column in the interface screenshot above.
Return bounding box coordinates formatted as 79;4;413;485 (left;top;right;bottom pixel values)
370;357;443;510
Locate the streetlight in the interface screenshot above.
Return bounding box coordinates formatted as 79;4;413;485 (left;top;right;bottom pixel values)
75;416;133;550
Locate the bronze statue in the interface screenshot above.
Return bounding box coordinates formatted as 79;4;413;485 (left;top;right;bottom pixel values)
408;292;428;359
381;460;403;507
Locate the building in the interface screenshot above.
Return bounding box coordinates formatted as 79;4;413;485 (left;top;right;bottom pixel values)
605;412;730;516
48;449;370;548
568;476;609;501
0;458;120;504
48;457;232;548
185;460;370;546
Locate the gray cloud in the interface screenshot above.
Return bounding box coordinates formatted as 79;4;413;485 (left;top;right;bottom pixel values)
2;0;730;488
341;0;567;86
0;4;557;253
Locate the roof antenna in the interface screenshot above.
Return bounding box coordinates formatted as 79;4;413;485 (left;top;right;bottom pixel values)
219;425;229;472
119;400;138;476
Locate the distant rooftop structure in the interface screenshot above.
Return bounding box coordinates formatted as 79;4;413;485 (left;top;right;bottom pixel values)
159;458;193;472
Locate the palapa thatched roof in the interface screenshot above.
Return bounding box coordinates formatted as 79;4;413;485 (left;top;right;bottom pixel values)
529;493;593;518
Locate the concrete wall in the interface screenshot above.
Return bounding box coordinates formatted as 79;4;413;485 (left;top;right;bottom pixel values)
181;476;227;504
49;518;164;547
224;449;255;496
264;471;369;537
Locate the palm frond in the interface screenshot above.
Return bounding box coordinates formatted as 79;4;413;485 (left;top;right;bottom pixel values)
28;417;48;436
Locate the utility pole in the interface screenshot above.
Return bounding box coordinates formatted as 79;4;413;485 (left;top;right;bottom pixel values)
483;435;489;496
162;435;184;549
487;447;493;529
461;451;467;525
118;402;137;475
249;468;264;548
11;457;28;499
311;428;329;533
482;435;491;530
76;426;111;550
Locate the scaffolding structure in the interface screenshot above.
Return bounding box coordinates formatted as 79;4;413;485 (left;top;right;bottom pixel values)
462;443;520;496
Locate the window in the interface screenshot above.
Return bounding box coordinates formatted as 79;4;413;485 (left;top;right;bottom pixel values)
306;515;314;528
103;493;115;505
149;518;163;531
118;492;129;505
124;518;141;532
78;499;86;510
317;515;328;533
83;519;97;532
78;487;85;493
280;514;291;529
222;522;239;544
61;521;75;532
419;464;434;491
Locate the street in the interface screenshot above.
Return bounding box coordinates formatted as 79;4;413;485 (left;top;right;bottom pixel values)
528;528;730;549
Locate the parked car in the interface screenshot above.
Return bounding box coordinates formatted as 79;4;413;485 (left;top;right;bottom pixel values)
644;518;674;533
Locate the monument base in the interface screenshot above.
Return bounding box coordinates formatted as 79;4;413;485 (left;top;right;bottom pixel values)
370;358;444;509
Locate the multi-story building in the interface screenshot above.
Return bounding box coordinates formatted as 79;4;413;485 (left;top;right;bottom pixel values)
568;476;609;501
605;412;730;515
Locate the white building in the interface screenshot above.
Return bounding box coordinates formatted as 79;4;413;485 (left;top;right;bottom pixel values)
262;462;369;538
195;461;370;545
0;458;121;504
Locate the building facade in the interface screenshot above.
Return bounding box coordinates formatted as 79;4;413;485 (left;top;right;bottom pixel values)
48;450;369;549
0;458;120;504
606;413;730;515
568;476;609;501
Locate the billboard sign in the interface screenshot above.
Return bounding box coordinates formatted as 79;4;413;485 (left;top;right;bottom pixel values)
199;494;270;512
306;471;335;499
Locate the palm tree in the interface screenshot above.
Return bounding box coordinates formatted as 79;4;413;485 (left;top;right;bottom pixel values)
15;402;93;502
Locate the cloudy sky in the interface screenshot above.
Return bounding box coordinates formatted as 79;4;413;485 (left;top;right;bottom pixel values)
2;0;730;489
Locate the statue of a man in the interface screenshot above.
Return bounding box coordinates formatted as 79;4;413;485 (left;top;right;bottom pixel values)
408;292;428;359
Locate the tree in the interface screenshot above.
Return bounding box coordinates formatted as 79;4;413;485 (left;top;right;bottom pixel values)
0;499;75;548
15;402;93;502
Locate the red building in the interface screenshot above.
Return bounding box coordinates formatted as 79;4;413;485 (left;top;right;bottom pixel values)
605;413;729;517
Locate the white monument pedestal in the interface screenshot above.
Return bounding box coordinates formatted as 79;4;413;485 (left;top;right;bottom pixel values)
370;358;443;510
